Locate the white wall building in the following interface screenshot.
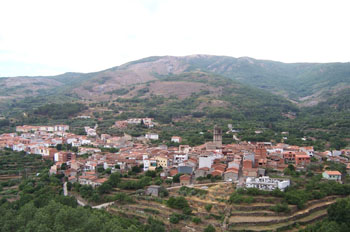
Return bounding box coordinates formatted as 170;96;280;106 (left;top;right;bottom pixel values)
145;133;159;140
322;171;342;182
246;176;290;191
199;156;214;169
174;153;188;164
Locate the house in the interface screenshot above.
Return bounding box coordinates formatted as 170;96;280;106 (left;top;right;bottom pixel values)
171;136;182;143
199;156;214;169
146;185;161;197
295;154;311;166
148;159;157;171
54;125;69;132
174;153;188;164
246;176;290;191
211;169;224;177
92;178;108;187
180;174;191;186
84;127;97;137
54;152;76;162
169;168;179;177
224;168;239;182
116;120;128;129
145;133;159;140
179;145;191;154
195;167;210;179
155;155;169;168
322;171;342;182
178;165;193;174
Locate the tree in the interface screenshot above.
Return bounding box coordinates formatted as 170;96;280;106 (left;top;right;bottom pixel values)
205;204;213;212
167;196;189;209
97;183;112;195
169;214;180;224
204;224;216;232
108;173;121;187
328;198;350;227
172;173;183;183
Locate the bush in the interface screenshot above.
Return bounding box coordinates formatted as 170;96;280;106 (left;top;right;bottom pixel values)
192;217;201;224
229;193;254;204
182;207;192;215
169;214;183;224
167;196;189;209
285;190;309;209
205;204;213;212
204;224;216;232
178;186;208;196
269;203;290;213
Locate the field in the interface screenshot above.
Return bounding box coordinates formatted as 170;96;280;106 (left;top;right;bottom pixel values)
103;182;339;232
0;149;52;201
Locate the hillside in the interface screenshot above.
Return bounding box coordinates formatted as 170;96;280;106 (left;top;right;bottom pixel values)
1;55;350;150
1;55;350;105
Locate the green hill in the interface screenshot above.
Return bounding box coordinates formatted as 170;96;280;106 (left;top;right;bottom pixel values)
1;55;350;149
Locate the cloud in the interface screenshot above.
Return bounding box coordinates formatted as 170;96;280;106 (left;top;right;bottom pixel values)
0;0;349;77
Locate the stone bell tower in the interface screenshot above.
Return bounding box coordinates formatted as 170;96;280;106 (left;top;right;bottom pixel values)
213;125;222;147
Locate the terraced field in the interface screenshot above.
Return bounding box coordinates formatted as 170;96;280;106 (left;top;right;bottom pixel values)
103;181;342;232
0;150;51;200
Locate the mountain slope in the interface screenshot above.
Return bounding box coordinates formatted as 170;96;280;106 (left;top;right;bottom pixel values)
1;55;350;149
1;55;350;106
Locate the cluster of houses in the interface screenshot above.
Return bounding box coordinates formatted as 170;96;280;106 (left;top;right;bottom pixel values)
115;118;155;129
0;124;348;191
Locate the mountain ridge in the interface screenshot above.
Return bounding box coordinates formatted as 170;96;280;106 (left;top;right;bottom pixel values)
1;54;350;107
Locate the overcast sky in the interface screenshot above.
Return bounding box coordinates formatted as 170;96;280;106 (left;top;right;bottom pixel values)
1;0;349;77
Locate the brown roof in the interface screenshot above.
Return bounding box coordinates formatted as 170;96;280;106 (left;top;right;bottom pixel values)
325;171;341;175
180;175;191;181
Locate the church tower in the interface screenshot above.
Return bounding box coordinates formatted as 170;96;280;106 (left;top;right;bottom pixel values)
213;125;222;147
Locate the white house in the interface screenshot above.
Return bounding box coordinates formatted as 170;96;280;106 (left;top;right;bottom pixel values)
54;125;69;132
143;159;150;171
171;136;182;143
322;171;342;182
174;153;188;164
145;133;159;140
246;176;290;191
199;156;214;169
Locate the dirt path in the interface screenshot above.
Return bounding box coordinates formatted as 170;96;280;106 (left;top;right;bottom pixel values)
63;182;114;209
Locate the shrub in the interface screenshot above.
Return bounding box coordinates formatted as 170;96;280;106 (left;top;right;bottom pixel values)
269;203;290;213
192;217;201;224
204;224;216;232
182;207;192;215
205;204;213;212
167;196;189;209
169;213;185;224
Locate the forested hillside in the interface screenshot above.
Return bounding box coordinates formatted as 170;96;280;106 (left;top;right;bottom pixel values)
1;55;350;150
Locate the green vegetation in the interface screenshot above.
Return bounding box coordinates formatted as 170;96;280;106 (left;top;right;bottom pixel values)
301;197;350;232
166;196;192;215
269;202;290;213
235;175;350;209
205;204;213;212
204;224;216;232
229;192;254;204
178;186;208;197
0;151;165;232
106;88;129;96
32;103;87;119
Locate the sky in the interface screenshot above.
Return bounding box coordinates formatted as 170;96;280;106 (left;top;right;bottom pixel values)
0;0;350;77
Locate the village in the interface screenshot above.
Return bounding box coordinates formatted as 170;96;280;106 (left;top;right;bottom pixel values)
0;117;348;194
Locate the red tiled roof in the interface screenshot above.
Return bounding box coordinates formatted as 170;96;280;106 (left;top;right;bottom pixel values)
325;171;341;175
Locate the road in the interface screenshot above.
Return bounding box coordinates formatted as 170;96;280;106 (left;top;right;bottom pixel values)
63;182;68;196
166;181;231;190
63;182;113;208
